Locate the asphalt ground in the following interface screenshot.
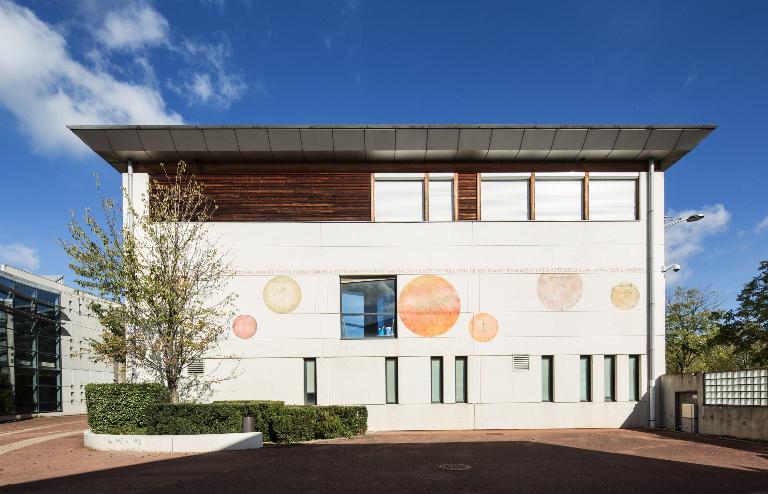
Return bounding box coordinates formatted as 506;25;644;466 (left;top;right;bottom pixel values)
0;416;766;493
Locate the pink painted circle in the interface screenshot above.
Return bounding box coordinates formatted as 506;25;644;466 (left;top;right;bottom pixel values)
232;315;257;339
536;273;583;311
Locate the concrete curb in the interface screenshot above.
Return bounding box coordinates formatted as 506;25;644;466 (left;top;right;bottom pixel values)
83;430;263;453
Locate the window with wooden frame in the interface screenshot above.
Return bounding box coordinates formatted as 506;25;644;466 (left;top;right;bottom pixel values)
587;172;639;221
535;172;584;221
479;173;531;221
373;173;454;222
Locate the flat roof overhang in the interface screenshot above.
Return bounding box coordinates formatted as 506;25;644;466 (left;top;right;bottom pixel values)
68;124;716;173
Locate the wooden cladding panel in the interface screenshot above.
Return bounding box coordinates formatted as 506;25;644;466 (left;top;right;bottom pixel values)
150;173;372;221
456;173;479;221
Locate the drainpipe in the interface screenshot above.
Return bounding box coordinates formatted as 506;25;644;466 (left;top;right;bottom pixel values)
647;159;656;428
126;159;134;230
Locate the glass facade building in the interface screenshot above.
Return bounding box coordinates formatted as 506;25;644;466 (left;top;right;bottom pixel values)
0;275;62;414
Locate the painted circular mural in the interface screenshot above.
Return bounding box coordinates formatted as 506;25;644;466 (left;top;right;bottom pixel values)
232;315;257;339
536;273;583;311
263;276;302;314
469;313;499;343
610;282;640;310
398;275;461;337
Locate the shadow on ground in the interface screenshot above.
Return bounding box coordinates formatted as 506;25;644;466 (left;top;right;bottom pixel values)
4;436;767;494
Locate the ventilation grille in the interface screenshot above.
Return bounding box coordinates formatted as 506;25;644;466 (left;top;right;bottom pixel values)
513;355;530;371
188;359;204;375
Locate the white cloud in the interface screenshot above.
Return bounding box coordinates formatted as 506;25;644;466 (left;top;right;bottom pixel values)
170;38;248;108
755;214;768;234
0;0;183;156
0;243;40;271
664;204;731;283
96;2;169;51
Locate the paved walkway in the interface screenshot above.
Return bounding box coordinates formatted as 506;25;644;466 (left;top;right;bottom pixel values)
0;416;766;493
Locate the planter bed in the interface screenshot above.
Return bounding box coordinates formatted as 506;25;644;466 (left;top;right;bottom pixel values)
83;430;263;453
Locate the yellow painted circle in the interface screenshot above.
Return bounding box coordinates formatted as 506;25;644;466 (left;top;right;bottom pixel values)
263;276;302;314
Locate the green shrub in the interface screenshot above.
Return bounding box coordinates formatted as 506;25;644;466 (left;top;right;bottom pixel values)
324;405;368;436
146;400;286;442
272;406;318;443
85;383;170;434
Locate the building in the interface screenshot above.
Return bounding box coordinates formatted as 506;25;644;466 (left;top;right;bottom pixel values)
0;265;114;417
71;124;715;431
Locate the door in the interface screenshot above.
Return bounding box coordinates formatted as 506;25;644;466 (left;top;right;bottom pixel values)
675;392;698;433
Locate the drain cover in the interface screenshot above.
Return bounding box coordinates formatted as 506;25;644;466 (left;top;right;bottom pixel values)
437;463;471;471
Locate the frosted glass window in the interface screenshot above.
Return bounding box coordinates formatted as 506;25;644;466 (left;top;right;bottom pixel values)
431;357;443;403
589;180;637;220
604;355;616;402
455;357;467;403
629;355;640;401
580;355;592;402
304;358;316;405
536;180;583;220
481;180;529;220
386;358;398;404
541;356;553;402
375;180;424;221
428;179;454;221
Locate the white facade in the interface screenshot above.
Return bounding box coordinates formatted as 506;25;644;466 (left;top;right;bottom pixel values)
125;171;665;431
0;265;114;415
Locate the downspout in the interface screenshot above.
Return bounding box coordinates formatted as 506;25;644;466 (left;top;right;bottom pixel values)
647;159;656;428
115;158;134;384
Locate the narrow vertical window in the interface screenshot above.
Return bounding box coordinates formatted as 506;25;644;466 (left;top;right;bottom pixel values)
304;358;317;405
428;174;454;221
431;357;443;403
541;355;554;402
629;355;640;401
455;357;468;403
580;355;592;402
385;357;398;404
604;355;616;402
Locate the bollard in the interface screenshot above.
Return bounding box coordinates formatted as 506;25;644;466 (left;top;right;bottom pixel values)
243;416;255;433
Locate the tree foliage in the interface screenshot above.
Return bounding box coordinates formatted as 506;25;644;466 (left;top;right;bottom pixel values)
665;286;723;374
61;162;236;401
715;260;768;367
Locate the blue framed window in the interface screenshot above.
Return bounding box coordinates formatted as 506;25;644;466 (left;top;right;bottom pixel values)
340;277;396;339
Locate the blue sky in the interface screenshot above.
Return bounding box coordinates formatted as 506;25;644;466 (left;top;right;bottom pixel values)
0;0;766;306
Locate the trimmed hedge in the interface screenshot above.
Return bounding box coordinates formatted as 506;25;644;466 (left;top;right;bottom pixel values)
85;383;170;434
85;383;367;442
146;401;285;442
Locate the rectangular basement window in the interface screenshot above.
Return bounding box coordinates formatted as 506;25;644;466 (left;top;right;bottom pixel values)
431;357;443;403
385;357;398;404
629;355;640;402
541;355;553;402
580;355;592;402
304;358;317;405
340;277;396;339
455;356;468;403
604;355;616;402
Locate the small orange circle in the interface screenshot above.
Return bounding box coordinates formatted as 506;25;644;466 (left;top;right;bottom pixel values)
469;313;499;342
232;315;257;339
398;275;461;337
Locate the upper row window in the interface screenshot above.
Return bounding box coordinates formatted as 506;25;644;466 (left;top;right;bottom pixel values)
373;172;637;222
374;174;454;222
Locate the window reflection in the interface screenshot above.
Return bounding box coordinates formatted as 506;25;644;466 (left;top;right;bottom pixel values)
340;278;396;339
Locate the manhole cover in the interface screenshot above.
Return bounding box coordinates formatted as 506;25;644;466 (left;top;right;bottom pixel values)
437;463;471;471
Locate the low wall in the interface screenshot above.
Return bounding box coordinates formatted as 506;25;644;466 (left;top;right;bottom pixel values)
660;373;768;442
83;430;263;453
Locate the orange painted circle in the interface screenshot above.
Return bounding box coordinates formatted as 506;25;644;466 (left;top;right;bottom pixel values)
398;275;461;337
469;313;499;342
232;315;257;339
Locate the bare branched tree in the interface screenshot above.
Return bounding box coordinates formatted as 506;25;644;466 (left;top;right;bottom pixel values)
60;162;236;402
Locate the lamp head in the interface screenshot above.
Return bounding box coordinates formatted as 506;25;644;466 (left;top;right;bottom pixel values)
686;214;704;223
